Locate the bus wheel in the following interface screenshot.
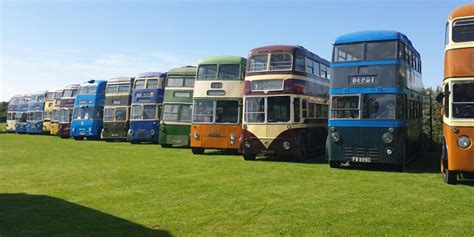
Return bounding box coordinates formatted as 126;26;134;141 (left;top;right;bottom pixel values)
297;136;309;162
73;136;83;141
329;161;341;168
243;154;256;161
161;144;172;148
192;148;205;155
441;159;458;185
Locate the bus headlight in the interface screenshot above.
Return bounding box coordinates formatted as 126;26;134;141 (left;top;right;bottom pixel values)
386;148;393;156
457;136;471;149
128;129;134;135
230;133;236;141
193;132;200;140
382;133;394;144
283;141;291;150
331;132;341;142
244;140;251;148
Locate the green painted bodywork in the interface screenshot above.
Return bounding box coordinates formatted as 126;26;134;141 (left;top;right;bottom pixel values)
159;124;191;146
159;66;196;146
198;55;247;66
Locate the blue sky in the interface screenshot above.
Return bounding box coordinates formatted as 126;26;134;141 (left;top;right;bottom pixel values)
1;0;472;101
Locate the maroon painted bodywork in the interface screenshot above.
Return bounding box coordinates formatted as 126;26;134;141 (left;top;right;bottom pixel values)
58;123;71;138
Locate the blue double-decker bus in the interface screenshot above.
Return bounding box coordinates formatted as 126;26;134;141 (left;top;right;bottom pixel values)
327;31;423;171
71;80;107;140
128;72;166;144
15;95;30;134
26;91;47;134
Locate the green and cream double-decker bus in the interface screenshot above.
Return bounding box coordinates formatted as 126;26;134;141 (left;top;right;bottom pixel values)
159;66;196;148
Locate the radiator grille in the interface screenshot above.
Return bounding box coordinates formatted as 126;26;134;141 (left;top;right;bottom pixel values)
344;147;380;160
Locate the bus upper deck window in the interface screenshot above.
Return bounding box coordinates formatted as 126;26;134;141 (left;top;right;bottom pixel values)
146;79;159;89
218;64;240;80
135;80;145;89
270;53;292;71
249;54;268;72
453;18;474;43
334;43;363;62
197;65;217;79
118;85;130;93
366;41;397;60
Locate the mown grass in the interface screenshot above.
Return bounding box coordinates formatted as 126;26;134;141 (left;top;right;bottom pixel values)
0;133;473;236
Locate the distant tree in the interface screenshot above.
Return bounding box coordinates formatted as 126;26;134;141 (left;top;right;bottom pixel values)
422;87;443;150
0;101;7;123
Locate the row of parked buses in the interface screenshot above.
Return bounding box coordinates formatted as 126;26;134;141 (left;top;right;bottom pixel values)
4;4;474;184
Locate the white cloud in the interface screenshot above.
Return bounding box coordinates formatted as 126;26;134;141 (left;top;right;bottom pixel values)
0;47;199;101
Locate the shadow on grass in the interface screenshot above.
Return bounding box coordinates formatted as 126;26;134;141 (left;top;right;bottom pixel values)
252;153;328;164
0;193;171;237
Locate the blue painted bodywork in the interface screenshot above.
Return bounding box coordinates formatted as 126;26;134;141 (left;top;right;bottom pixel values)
334;30;419;56
15;103;29;134
129;72;166;143
70;80;107;139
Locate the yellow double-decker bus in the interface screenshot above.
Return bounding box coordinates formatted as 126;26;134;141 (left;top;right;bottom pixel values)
438;4;474;184
190;55;247;154
50;88;64;135
42;90;55;133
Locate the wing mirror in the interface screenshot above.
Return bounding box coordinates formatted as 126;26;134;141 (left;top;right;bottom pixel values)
435;92;444;103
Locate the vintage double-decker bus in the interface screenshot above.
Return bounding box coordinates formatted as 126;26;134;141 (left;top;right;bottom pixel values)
26;91;47;134
327;31;423;171
58;84;80;138
6;95;22;132
42;91;55;133
159;66;196;148
438;4;474;184
15;95;30;134
241;45;330;161
191;56;247;154
71;80;107;140
102;77;134;141
128;72;166;144
50;88;64;135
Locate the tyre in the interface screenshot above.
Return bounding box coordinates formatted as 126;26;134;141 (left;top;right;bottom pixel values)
191;148;205;155
329;160;341;168
73;136;83;141
243;153;256;160
441;159;458;185
396;142;407;172
161;144;172;148
297;135;309;162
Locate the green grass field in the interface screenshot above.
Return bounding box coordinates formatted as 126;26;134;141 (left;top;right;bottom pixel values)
0;132;473;236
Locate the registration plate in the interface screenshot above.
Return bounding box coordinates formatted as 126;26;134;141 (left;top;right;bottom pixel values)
261;150;274;155
351;157;371;163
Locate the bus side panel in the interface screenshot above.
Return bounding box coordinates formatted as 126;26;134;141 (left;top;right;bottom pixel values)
159;124;191;146
444;124;474;172
444;48;474;79
191;124;241;150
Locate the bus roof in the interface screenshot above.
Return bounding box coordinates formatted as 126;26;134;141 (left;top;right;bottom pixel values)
135;72;166;78
168;66;197;75
107;77;134;83
64;84;80;89
81;79;107;86
198;55;246;65
334;30;419;57
248;45;330;65
449;3;474;21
